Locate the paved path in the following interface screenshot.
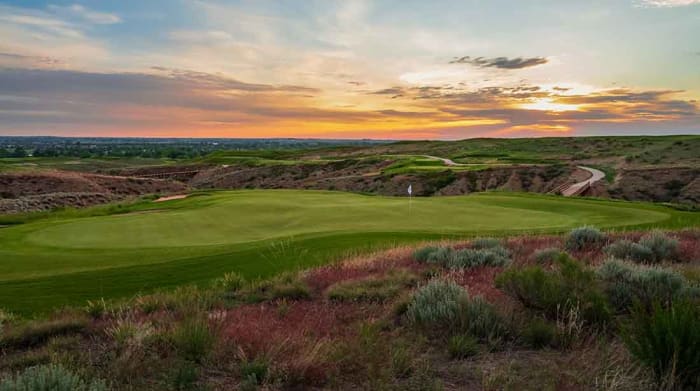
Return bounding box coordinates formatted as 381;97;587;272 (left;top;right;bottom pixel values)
561;166;605;196
421;155;464;166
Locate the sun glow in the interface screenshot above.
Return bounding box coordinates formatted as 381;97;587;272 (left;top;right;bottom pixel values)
520;98;580;112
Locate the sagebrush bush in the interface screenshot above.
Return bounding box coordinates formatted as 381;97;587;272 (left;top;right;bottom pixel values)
447;246;510;269
413;246;440;262
639;230;679;263
565;226;605;251
0;364;108;391
211;271;246;292
604;240;655;264
622;300;700;389
495;255;610;325
326;269;417;302
405;280;467;328
448;334;479;359
597;259;696;312
471;238;502;250
426;247;454;265
532;247;565;264
171;317;216;363
0;317;87;349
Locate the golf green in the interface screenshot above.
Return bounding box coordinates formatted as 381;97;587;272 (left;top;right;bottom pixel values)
0;190;697;313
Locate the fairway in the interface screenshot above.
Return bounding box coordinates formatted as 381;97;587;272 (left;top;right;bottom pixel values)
0;190;697;313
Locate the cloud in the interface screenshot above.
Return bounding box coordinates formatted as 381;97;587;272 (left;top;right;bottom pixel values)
636;0;700;7
47;4;121;24
449;56;548;69
0;52;63;68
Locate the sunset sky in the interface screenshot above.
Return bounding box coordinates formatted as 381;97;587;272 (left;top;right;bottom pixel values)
1;0;699;139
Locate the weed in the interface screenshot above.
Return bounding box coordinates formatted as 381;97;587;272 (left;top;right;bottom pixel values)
604;240;655;264
522;318;556;349
211;271;246;292
639;230;679;263
240;358;269;386
447;246;510;269
532;247;566;264
413;246;440;262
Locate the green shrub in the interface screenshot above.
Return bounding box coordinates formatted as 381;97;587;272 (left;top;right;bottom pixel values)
622;300;700;389
495;255;610;325
211;272;246;292
0;364;108;391
0;318;87;350
171;317;216;363
565;226;605;251
170;361;199;391
522;318;556;349
532;248;565;264
448;334;479;359
639;230;679;263
240;358;268;385
604;240;654;264
413;246;440;262
597;259;696;312
471;238;502;250
405;280;467;328
447;246;510;269
326;269;417;302
458;296;510;344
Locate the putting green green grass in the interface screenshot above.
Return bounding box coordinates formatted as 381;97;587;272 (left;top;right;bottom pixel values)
0;190;698;314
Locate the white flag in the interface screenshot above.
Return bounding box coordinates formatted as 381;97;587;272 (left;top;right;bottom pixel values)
407;184;412;195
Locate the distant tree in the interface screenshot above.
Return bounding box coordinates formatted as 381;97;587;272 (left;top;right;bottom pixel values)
11;147;28;158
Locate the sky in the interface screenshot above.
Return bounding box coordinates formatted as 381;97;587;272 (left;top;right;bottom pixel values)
0;0;699;139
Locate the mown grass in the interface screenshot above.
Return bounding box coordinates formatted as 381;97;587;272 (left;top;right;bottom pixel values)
0;190;698;314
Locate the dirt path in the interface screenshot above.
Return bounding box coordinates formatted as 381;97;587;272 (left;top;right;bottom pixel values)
561;166;605;196
421;155;464;166
154;194;188;202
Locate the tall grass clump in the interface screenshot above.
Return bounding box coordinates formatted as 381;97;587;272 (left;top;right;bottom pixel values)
405;280;467;328
639;230;679;263
495;255;610;325
597;259;698;312
413;246;440;263
171;317;216;363
211;271;246;292
0;364;108;391
604;240;655;264
457;296;511;344
326;269;418;303
622;300;700;390
0;317;87;350
566;226;605;251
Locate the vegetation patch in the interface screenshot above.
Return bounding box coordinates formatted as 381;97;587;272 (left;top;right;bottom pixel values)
325;269;418;303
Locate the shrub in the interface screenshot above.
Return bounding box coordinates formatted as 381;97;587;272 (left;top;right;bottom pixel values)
447;246;510;269
326;269;418;302
458;296;510;344
170;361;199;391
0;317;87;350
171;317;216;363
448;334;479;359
405;280;467;328
622;300;700;389
211;271;246;292
565;226;605;251
0;308;15;325
639;230;679;263
495;255;610;325
471;237;502;250
240;358;269;386
532;247;565;264
604;240;654;264
426;247;454;265
413;246;440;262
0;364;108;391
522;318;556;349
597;259;696;312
